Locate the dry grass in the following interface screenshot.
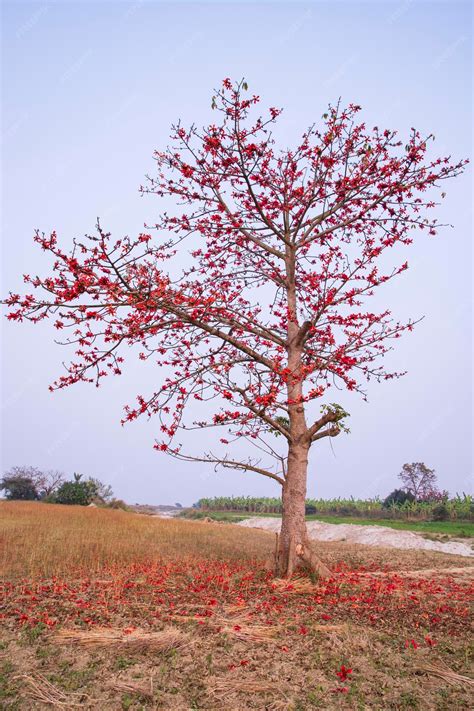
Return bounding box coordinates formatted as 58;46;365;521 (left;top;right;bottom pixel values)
207;675;287;697
53;626;190;653
217;619;278;643
108;679;154;700
14;673;87;707
0;501;272;578
415;662;474;688
271;575;318;594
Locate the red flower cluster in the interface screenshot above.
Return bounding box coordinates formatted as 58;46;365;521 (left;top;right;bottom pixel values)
1;560;471;644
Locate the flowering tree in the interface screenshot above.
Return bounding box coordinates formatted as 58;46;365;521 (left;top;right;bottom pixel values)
398;462;446;502
4;79;466;577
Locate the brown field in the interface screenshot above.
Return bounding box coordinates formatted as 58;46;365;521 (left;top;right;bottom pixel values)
1;501;473;710
0;501;272;578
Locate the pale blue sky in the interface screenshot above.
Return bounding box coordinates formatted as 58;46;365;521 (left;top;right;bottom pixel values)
1;1;472;505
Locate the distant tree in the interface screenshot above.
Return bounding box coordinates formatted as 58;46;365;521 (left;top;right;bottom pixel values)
86;477;113;503
1;466;43;500
398;462;440;501
53;473;113;506
54;473;90;505
382;488;415;508
0;472;39;500
0;465;66;500
3;465;42;484
36;469;66;498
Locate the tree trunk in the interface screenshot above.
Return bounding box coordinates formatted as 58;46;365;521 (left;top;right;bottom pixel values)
275;442;331;579
277;243;331;580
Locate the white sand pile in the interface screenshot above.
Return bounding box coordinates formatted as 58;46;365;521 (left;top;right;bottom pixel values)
237;517;474;557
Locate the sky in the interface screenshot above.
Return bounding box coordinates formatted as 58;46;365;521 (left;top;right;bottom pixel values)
1;1;472;506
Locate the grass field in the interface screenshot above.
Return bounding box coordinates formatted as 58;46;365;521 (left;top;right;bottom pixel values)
1;501;473;710
307;516;474;537
181;509;474;537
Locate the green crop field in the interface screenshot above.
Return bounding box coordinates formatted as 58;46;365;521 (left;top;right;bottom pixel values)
181;509;474;537
195;495;473;520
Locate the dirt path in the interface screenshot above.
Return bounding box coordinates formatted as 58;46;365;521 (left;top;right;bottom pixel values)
237;517;474;557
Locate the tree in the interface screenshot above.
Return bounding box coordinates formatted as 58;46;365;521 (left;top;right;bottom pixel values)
0;465;65;500
0;473;39;500
382;488;415;508
54;477;89;505
3;79;466;577
398;462;441;502
36;469;66;498
53;473;112;506
86;477;113;503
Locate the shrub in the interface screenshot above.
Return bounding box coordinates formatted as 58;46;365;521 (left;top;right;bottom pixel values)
52;474;114;506
54;480;91;505
431;503;450;521
105;498;128;510
338;504;359;515
383;489;415;508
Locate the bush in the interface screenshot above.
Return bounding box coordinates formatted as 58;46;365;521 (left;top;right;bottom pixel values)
338;505;359;515
105;498;128;510
431;503;450;521
54;480;92;506
54;474;98;506
383;489;415;508
53;473;111;506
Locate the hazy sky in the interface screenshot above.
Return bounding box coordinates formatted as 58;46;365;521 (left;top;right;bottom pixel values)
1;1;472;506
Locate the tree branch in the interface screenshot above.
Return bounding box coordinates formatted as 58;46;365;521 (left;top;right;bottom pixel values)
169;450;285;486
311;425;341;442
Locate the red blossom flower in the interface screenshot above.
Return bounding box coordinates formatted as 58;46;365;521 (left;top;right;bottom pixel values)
336;664;352;681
